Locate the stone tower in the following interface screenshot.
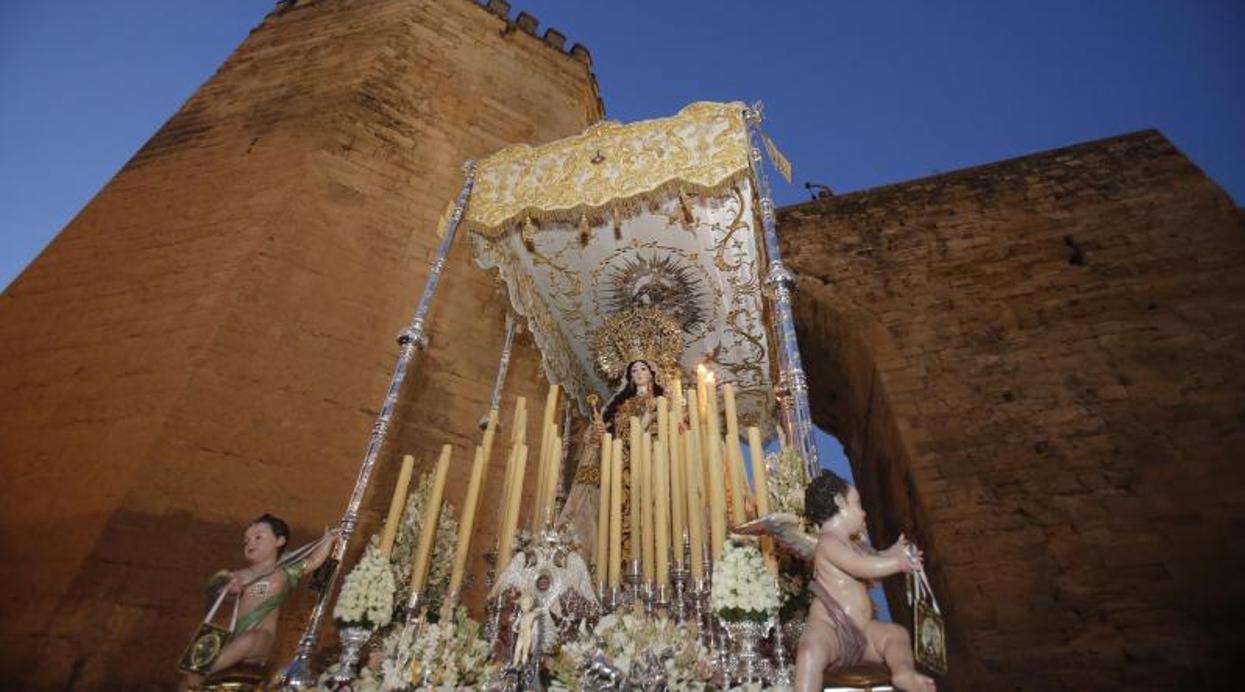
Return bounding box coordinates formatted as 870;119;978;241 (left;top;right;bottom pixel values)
781;131;1245;690
0;1;601;688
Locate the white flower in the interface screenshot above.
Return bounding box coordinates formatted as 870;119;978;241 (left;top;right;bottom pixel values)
711;539;780;621
334;540;397;630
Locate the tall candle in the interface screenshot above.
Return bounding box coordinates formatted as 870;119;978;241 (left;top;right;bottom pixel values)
654;438;670;586
446;444;487;609
669;384;686;559
609;436;624;589
498;444;528;570
655;396;669;567
481;408;500;468
703;379;727;559
670;426;685;563
379;454;415;558
722;384;749;525
748;426;778;575
686;389;706;576
544;430;563;526
533;385;559;528
533;426;551;530
696;364;709;421
498;399;526;550
410;445;452;598
641;430;655;581
656;396;669;451
595;433;613;587
496;445;519;562
627;416;642;565
510;397;527;446
683;428;705;580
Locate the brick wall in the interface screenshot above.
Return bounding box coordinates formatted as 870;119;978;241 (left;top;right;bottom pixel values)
779;131;1245;690
0;1;600;688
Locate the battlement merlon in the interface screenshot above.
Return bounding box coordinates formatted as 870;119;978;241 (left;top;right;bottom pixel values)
274;0;605;119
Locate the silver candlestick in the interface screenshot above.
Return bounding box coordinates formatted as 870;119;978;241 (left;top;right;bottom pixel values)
670;561;690;623
622;559;642;609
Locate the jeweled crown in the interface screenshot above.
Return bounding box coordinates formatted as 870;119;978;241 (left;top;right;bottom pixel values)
590;307;685;384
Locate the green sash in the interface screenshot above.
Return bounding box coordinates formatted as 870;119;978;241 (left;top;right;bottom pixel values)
233;560;306;634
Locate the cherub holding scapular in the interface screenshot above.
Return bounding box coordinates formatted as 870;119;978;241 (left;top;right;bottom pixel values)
734;470;936;692
180;514;339;690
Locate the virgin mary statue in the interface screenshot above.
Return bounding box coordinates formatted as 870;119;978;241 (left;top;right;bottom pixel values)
558;308;684;566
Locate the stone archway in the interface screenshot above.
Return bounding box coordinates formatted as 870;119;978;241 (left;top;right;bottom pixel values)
790;270;972;680
778;130;1245;690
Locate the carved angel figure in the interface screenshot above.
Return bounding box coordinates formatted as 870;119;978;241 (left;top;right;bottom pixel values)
512;595;545;667
733;470;936;692
489;530;599;661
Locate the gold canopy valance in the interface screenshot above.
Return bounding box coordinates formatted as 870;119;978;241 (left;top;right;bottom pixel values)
455;101;751;238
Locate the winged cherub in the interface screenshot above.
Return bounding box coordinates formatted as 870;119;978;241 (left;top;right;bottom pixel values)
734;470;936;692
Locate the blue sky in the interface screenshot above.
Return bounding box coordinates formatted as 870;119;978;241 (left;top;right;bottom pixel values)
2;1;1242;292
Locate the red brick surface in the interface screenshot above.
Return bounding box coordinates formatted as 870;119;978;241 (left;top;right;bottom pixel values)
0;1;600;688
779;131;1245;690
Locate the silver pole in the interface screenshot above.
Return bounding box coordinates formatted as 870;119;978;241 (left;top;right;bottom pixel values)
485;312;518;421
277;161;478;689
742;104;819;479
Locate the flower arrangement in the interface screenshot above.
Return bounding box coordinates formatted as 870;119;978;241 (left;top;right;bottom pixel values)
765;445;808;517
549;609;714;690
711;538;781;623
390;471;460;611
333;538;397;630
377;606;493;690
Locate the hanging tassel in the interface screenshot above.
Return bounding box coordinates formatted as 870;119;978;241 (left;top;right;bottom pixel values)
521;215;537;247
578;212;591;246
612;208;623;240
678;189;695;228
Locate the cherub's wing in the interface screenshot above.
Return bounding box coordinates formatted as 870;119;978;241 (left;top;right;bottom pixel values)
732;512;817;560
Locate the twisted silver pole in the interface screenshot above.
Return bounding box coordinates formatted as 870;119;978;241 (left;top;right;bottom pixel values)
742;103;819;480
276;161;478;689
487;312;518;416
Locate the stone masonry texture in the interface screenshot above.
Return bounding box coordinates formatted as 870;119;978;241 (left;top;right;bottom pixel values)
0;0;601;688
779;130;1245;690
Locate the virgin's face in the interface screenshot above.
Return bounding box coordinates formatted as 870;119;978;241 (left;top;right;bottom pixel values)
629;361;653;388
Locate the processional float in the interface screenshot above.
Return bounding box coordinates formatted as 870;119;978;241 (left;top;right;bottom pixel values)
259;102;941;691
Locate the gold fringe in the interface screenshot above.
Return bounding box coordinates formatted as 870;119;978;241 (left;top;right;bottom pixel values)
461;169;752;240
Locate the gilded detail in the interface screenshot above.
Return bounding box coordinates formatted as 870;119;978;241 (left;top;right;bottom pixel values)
462;102;751;237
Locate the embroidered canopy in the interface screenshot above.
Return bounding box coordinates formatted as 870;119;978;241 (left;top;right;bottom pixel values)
464;101;777;430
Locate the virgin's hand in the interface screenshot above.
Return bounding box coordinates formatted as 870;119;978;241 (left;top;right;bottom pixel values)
591;420;607;440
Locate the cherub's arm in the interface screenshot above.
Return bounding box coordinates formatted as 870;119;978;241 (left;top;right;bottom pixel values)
821;535;918;580
303;527;341;573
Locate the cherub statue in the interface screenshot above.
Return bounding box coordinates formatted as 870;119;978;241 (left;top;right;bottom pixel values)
180;514;338;690
734;471;936;692
512;594;545;667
